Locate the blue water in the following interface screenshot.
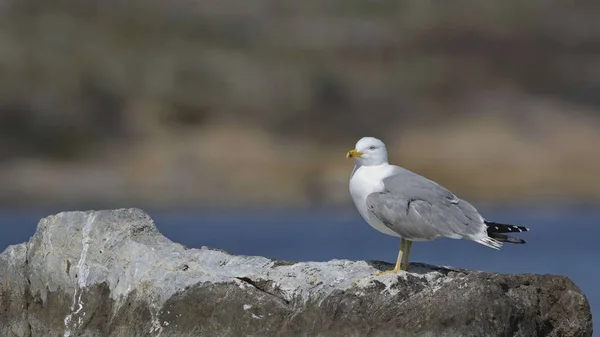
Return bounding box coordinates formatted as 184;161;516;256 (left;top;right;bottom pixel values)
0;206;597;332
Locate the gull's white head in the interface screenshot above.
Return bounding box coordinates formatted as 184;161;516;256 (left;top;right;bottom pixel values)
346;137;388;166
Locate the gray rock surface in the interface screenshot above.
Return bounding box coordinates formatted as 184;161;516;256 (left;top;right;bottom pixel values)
0;209;593;337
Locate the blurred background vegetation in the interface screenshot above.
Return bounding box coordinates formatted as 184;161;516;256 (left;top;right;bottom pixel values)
1;0;600;209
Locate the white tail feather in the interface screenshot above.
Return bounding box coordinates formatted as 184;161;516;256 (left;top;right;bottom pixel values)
476;236;503;250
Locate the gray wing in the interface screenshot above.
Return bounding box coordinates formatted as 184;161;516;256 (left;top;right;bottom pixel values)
365;167;484;240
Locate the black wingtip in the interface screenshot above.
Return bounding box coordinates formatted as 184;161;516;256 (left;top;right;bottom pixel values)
489;232;527;244
485;220;529;233
485;220;528;245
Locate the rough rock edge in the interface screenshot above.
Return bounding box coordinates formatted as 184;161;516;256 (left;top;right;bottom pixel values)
0;208;593;337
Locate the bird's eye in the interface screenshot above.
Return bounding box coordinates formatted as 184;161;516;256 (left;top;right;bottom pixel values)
369;146;376;150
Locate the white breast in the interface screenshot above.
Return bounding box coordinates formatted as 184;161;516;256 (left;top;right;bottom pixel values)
349;164;401;237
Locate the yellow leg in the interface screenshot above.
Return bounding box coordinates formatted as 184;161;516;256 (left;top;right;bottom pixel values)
401;240;412;271
375;238;405;275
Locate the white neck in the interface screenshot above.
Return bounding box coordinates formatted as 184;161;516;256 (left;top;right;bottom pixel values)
348;163;400;237
353;156;388;167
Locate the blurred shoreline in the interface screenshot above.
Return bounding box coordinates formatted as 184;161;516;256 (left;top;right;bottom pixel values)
1;0;600;208
1;109;599;209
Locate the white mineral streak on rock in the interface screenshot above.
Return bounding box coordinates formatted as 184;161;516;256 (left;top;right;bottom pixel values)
63;213;96;337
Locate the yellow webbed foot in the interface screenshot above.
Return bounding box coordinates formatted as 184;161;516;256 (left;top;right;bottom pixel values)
374;238;406;276
374;267;400;276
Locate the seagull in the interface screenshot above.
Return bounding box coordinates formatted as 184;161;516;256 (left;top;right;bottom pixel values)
347;137;529;274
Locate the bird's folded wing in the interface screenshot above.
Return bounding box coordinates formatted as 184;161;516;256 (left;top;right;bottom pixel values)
365;167;483;239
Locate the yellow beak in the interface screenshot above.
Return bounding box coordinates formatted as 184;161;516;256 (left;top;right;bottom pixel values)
346;149;363;159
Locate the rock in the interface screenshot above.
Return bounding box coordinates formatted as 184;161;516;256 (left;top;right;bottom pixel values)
0;209;593;337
